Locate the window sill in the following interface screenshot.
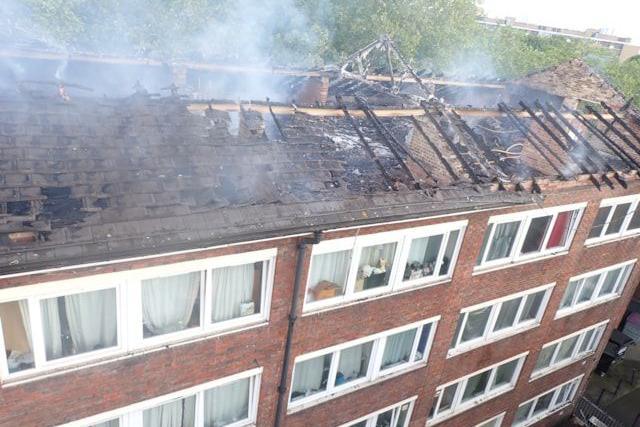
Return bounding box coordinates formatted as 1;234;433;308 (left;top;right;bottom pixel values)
554;294;621;320
472;251;568;277
1;320;269;387
529;354;593;382
302;278;451;317
585;231;640;248
447;322;539;358
427;385;516;426
287;362;426;415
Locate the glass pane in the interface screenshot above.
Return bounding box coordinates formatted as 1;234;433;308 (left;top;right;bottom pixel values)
375;408;394;427
41;288;117;361
533;391;554;415
211;261;264;323
588;206;611;238
350;422;367;427
381;328;417;370
614;265;632;293
460;307;492;343
476;416;502;427
477;224;493;265
91;420;119;427
439;230;460;276
491;359;519;389
606;203;631;234
291;354;332;401
142;272;201;338
395;403;411;427
518;291;545;323
578;329;595;354
560;280;579;309
414;324;431;361
514;402;533;424
493;297;522;331
556;335;579;362
450;314;464;349
534;345;557;371
462;369;491;401
0;300;34;373
336;341;373;386
438;384;458;413
356;242;397;292
521;216;551;254
486;221;520;261
307;250;350;302
577;275;599;303
203;377;250;427
628;206;640;230
546;210;575;249
143;395;196;427
598;268;622;297
404;235;443;281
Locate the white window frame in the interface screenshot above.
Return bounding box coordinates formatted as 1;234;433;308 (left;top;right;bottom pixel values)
60;367;262;427
0;248;277;382
475;203;585;271
448;283;554;357
474;412;506;427
513;375;583;427
429;352;528;424
288;316;440;410
585;194;640;245
555;259;635;318
339;396;417;427
531;320;609;380
303;221;467;312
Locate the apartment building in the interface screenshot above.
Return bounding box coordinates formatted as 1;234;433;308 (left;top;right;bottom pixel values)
1;52;640;427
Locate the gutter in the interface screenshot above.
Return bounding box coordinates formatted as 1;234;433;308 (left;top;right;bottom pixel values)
274;231;323;426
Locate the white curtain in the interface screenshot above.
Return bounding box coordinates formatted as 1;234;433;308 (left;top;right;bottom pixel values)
292;356;327;397
381;329;416;369
360;243;396;267
211;263;256;323
408;235;442;265
142;272;200;335
308;251;350;289
143;396;196;427
18;300;32;348
487;221;519;261
66;289;117;353
203;378;250;427
41;298;63;360
338;343;371;380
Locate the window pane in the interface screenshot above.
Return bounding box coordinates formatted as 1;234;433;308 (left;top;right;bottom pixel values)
578;329;595;354
438;383;458;413
477;224;494;265
415;324;431;361
460;307;492;343
533;392;554;415
560;280;579;309
588;206;611;238
350;422;367;427
534;345;557;371
493;297;522;331
606;203;631;234
90;420;119;427
291;354;332;401
628;206;640;230
356;242;397;292
518;291;545;323
598;268;622;297
143;395;196;427
404;235;443;281
439;230;460;276
375;409;394;427
476;416;502;427
486;221;520;261
41;288;117;361
211;261;264;323
614;265;632;293
450;314;464;349
462;369;491;401
521;216;551;254
555;335;579;362
142;272;200;338
492;359;519;389
546;210;575;249
203;377;250;427
336;341;373;386
307;250;350;302
381;328;417;370
514;402;533;424
395;403;411;427
0;300;34;373
576;275;599;304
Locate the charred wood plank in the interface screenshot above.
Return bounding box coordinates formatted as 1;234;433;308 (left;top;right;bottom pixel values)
410;116;460;182
267;97;287;140
587;105;640;159
600;102;640;145
447;109;501;166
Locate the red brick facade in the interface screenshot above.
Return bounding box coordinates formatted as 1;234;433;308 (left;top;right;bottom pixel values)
1;181;639;427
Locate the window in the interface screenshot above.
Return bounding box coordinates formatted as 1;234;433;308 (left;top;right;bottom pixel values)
557;260;634;317
304;222;466;311
475;413;505;427
532;321;608;378
476;204;584;269
449;284;553;355
586;195;640;243
0;249;276;381
513;376;582;426
63;368;261;427
289;317;439;408
340;397;416;427
429;353;526;422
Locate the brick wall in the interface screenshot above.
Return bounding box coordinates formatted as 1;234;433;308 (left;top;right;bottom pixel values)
2;181;640;427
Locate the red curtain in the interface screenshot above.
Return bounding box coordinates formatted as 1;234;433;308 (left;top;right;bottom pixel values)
547;211;572;248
